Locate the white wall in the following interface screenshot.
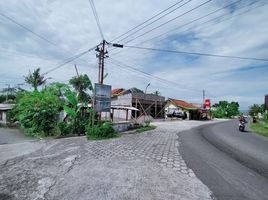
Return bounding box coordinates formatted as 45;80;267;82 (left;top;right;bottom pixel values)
110;93;133;121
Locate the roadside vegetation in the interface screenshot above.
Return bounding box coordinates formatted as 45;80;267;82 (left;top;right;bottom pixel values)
250;119;268;137
248;103;268;137
136;121;156;133
212;101;240;119
5;68;117;140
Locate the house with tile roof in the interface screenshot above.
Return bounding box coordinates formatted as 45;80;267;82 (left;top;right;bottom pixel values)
165;98;201;120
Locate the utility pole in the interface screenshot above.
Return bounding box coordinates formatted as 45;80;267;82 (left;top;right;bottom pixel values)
95;41;124;85
5;84;10;102
95;40;109;85
203;89;205;108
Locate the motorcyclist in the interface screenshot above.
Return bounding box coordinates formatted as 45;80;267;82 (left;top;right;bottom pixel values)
239;114;246;123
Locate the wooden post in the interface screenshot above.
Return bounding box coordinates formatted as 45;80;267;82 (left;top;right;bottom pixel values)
135;98;138;119
126;109;128;121
155;101;157;118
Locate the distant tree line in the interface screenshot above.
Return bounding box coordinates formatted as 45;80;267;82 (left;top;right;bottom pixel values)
212;101;240;118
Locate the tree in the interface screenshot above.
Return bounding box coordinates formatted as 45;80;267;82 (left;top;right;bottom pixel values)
69;74;93;102
63;88;92;135
212;101;239;118
249;104;264;117
13;90;61;137
24;68;48;91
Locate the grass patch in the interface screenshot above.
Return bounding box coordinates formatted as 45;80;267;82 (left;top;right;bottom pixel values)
136;125;156;133
250;120;268;137
87;133;121;140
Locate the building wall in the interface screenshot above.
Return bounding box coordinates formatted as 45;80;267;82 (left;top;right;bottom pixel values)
0;111;7;124
110;93;133;121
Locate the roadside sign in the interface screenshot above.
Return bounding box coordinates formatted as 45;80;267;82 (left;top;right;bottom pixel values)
94;83;111;112
204;99;211;109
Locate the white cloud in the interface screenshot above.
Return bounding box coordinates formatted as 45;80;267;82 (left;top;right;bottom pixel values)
0;0;267;110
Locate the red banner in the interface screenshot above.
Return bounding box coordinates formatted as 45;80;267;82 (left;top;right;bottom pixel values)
204;99;210;109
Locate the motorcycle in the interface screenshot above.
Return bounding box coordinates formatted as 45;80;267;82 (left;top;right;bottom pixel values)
239;120;247;132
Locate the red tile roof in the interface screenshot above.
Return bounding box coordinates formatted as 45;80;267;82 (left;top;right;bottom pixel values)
112;88;124;96
169;98;199;110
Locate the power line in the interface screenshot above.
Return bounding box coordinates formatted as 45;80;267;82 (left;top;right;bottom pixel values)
43;46;97;75
108;57;201;92
110;0;185;42
125;45;268;62
0;12;58;47
110;0;264;57
115;0;191;43
124;0;213;44
142;0;264;45
0;11;94;67
139;0;244;44
88;0;105;40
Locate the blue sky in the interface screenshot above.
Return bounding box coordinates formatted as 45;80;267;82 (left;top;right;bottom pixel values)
0;0;268;110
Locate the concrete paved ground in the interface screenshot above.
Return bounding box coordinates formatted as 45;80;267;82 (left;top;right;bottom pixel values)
0;120;219;200
0;128;35;145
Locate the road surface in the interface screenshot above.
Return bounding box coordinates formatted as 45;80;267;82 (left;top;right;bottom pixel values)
0;120;217;200
179;120;268;200
0;128;35;145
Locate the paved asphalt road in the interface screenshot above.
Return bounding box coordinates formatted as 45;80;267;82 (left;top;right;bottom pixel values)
179;120;268;200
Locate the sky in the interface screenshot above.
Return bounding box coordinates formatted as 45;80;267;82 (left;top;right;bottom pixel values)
0;0;268;110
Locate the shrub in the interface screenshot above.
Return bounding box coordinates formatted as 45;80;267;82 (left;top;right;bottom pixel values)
58;122;74;136
14;90;61;137
86;122;117;140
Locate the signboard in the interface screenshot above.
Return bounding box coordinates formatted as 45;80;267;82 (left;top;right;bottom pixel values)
94;83;111;112
204;99;211;109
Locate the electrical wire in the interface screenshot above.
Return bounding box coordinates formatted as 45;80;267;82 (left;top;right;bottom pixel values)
110;0;185;42
139;0;244;44
124;45;268;62
43;45;97;75
115;0;192;43
124;0;213;44
108;57;201;92
88;0;105;40
0;11;94;68
110;0;264;57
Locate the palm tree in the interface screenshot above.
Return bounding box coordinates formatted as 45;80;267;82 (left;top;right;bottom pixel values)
24;68;48;91
69;74;93;102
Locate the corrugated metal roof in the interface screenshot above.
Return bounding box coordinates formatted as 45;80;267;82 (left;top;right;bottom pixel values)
0;104;15;110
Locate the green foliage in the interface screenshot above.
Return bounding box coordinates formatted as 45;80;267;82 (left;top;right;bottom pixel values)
13;90;61;137
212;101;239;118
6;109;17;123
63;88;92;135
249;104;265;117
250;119;268;137
136;125;156;133
69;74;93;102
0;95;16;103
44;82;70;98
24;68;48;91
58;122;74;136
86;122;117;140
